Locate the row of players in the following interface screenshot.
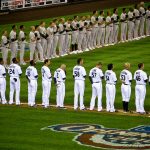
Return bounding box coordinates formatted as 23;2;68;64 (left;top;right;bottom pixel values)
0;57;149;114
1;2;150;66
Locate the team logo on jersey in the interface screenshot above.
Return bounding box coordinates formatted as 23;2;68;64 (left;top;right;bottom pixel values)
41;124;150;149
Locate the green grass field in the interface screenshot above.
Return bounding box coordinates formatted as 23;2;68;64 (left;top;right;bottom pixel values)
0;3;150;150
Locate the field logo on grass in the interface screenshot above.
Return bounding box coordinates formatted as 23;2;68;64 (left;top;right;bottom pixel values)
41;124;150;149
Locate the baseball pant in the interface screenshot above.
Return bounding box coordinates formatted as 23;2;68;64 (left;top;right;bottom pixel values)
78;31;85;51
0;78;7;104
121;84;131;102
28;80;37;106
42;80;51;108
91;27;98;47
56;82;65;107
65;33;71;53
90;82;103;111
97;27;105;46
120;22;127;41
105;26;110;44
139;17;145;36
47;36;53;58
20;42;25;64
72;31;78;45
53;35;59;56
41;38;47;59
35;42;44;61
86;31;92;49
1;47;8;66
146;19;150;36
74;80;85;110
10;42;18;63
9;77;20;105
128;21;134;40
106;84;116;112
135;85;146;113
113;24;119;44
134;19;140;38
29;43;36;60
59;34;66;56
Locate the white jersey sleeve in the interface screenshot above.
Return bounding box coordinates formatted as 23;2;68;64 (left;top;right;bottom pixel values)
0;65;6;77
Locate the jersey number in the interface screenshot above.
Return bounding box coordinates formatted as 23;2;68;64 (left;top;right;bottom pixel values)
121;75;125;81
9;69;15;75
106;75;109;81
74;71;79;77
136;76;141;81
27;71;30;77
42;69;45;77
92;72;97;78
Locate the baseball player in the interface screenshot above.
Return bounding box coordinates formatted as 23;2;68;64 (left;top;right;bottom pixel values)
146;5;150;36
105;64;117;112
29;26;36;61
97;11;105;47
54;64;66;108
105;11;113;46
41;59;52;108
47;22;54;59
134;63;148;114
111;8;119;44
9;25;18;63
134;4;141;39
19;25;26;65
0;58;7;104
139;2;146;38
58;18;67;56
120;63;132;112
73;58;86;110
8;58;22;105
91;11;98;49
1;30;9;67
89;62;104;111
70;16;79;54
120;8;128;42
128;8;135;41
26;60;38;107
39;21;48;59
35;25;44;62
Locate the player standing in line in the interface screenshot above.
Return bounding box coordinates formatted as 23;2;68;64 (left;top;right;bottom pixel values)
97;10;105;47
29;26;36;61
70;16;79;54
35;25;44;62
120;8;128;43
105;11;113;46
134;63;148;114
54;64;66;108
19;25;26;65
89;62;104;111
39;21;48;59
134;4;141;40
73;58;86;110
128;8;135;41
120;63;132;112
41;59;52;108
0;58;7;104
9;25;18;63
1;30;9;67
91;10;98;49
8;58;22;105
146;5;150;36
105;64;117;112
26;60;38;107
47;22;54;59
139;2;146;38
111;8;119;44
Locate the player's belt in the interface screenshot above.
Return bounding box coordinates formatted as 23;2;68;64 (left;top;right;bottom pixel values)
123;83;130;85
136;84;145;85
106;83;115;85
93;82;101;83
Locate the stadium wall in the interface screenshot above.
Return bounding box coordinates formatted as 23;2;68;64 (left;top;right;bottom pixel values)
0;0;149;25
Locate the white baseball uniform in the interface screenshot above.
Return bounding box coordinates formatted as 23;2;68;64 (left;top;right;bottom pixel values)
128;11;135;40
134;69;147;113
29;31;36;60
105;70;117;112
146;9;150;36
9;30;18;63
41;66;52;108
89;67;104;111
54;68;66;107
1;35;9;66
120;69;132;102
73;65;86;110
8;63;22;105
0;64;7;104
19;30;26;64
134;9;140;38
53;25;59;57
26;66;38;106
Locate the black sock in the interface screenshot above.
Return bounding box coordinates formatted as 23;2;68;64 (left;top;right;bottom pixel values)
123;101;126;111
75;44;78;50
71;44;74;51
125;102;129;112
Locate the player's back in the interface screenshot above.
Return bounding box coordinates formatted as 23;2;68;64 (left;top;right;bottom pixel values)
120;69;132;85
105;70;117;84
54;68;66;82
26;66;38;80
134;70;147;85
8;64;22;77
41;66;51;81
